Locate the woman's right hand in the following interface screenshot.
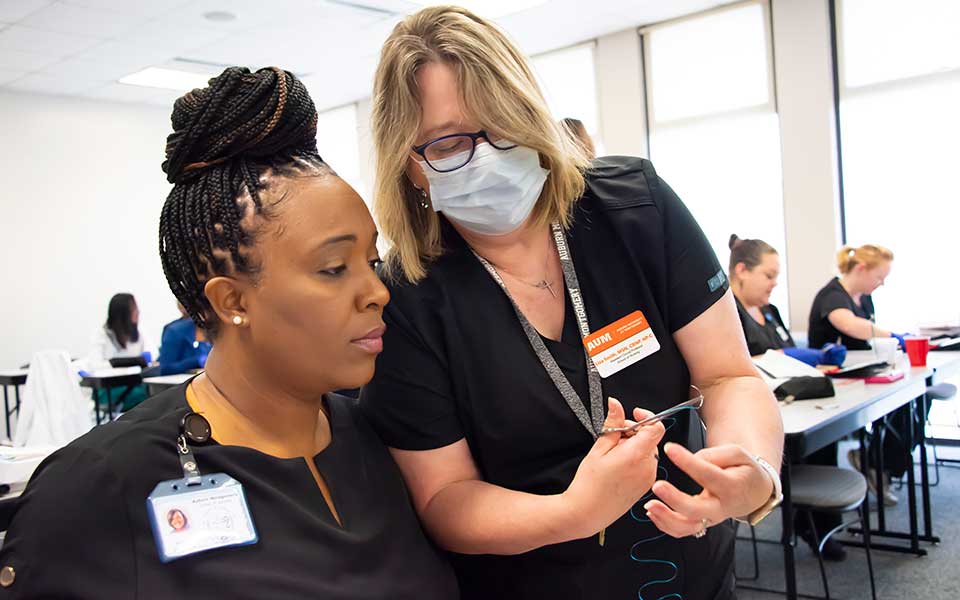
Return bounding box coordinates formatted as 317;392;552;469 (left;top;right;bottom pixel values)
560;398;666;539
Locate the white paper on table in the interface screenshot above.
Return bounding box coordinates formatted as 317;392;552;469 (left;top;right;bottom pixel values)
753;350;825;379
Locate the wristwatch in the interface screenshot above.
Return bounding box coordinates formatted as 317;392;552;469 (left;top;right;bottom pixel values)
734;456;783;527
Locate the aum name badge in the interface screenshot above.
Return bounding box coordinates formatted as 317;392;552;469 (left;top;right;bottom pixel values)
583;310;660;378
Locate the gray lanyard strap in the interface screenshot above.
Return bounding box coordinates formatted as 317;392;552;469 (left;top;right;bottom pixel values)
472;222;604;439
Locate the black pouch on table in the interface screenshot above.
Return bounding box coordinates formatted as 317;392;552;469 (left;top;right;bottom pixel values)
774;376;835;401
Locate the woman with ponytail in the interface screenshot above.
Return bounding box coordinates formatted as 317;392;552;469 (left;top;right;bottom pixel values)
0;66;457;599
728;234;847;560
728;235;845;366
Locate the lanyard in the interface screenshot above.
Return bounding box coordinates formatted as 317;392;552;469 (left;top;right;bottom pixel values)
176;411;212;485
472;222;604;439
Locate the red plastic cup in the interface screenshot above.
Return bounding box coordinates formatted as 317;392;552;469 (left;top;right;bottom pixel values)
904;336;930;367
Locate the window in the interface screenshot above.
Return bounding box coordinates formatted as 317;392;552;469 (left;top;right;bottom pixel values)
643;1;789;323
314;103;365;199
531;43;603;153
838;0;960;331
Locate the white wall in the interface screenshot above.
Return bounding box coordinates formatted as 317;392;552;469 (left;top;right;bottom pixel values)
0;92;180;369
595;29;648;157
770;0;844;331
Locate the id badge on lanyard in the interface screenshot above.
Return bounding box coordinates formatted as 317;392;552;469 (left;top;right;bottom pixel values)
146;412;258;563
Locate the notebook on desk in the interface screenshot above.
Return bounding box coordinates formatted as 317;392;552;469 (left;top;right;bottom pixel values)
826;360;889;379
931;337;960;351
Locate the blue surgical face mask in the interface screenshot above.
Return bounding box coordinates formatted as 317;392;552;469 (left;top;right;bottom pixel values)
419;142;548;236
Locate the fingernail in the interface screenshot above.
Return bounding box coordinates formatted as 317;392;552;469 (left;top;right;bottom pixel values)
643;501;653;511
664;442;675;452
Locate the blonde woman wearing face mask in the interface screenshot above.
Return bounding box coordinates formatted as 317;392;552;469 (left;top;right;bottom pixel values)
360;8;783;599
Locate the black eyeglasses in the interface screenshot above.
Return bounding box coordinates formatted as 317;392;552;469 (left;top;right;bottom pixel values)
412;130;517;173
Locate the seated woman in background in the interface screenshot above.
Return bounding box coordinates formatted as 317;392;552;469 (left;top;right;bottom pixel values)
808;244;913;507
88;292;153;410
808;244;904;350
0;66;457;599
89;292;153;367
158;302;211;375
729;235;845;366
728;235;847;561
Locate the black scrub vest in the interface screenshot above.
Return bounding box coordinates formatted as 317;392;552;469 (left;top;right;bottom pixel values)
362;156;736;600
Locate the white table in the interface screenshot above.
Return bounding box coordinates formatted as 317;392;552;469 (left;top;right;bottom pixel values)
926;351;960;385
0;370;28;440
765;355;932;600
143;373;196;395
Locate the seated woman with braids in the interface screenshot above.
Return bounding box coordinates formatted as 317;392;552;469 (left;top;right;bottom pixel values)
0;67;458;599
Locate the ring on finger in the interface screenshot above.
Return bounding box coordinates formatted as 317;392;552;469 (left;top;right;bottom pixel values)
693;518;710;539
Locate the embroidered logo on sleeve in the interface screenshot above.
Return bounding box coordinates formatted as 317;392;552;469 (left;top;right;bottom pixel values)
707;269;727;293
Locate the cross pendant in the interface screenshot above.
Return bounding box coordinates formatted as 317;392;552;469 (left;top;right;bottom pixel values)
537;279;557;298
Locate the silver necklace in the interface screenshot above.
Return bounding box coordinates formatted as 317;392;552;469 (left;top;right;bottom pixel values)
487;235;557;298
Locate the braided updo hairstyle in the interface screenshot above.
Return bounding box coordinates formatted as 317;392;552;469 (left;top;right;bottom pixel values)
159;66;329;336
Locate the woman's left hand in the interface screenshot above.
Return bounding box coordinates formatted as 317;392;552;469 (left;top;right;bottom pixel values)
642;442;774;538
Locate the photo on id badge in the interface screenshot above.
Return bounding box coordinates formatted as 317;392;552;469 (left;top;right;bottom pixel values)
583;310;660;378
147;473;258;563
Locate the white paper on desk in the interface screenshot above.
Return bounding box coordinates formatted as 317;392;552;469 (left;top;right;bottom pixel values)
87;366;142;377
753;350;825;379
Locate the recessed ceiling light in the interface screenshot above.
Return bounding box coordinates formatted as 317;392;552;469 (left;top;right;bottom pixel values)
203;10;236;22
119;67;212;92
410;0;548;19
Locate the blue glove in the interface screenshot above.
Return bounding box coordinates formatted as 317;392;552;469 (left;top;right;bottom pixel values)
141;351;153;364
783;347;821;367
818;343;847;366
890;332;908;351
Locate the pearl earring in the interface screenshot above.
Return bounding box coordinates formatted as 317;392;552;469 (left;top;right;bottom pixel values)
232;315;243;326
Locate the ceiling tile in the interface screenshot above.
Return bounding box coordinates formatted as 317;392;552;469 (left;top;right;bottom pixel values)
21;2;148;38
5;73;96;94
38;56;136;83
0;48;61;71
80;82;185;108
0;0;54;23
0;25;101;57
302;54;378;111
71;39;175;71
112;21;228;55
0;69;28;85
61;0;191;19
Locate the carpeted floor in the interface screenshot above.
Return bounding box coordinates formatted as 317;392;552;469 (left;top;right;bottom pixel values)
735;441;960;599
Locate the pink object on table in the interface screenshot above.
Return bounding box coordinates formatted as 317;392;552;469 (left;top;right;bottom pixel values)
865;371;905;384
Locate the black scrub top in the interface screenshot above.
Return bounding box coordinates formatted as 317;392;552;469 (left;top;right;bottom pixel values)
808;277;875;350
0;385;458;599
735;296;795;356
361;156;736;600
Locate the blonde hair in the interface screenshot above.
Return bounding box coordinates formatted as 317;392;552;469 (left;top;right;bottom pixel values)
837;244;894;274
371;5;589;282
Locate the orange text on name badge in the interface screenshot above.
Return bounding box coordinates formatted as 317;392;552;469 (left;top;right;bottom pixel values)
584;311;651;356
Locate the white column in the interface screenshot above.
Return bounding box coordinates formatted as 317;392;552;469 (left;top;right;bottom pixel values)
594;28;648;157
771;0;843;334
355;97;376;207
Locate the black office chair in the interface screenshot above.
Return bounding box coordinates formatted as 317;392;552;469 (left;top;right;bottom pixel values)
737;465;877;600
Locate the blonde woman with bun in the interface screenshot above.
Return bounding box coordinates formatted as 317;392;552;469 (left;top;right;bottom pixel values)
807;244;905;350
808;243;915;506
359;7;783;599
